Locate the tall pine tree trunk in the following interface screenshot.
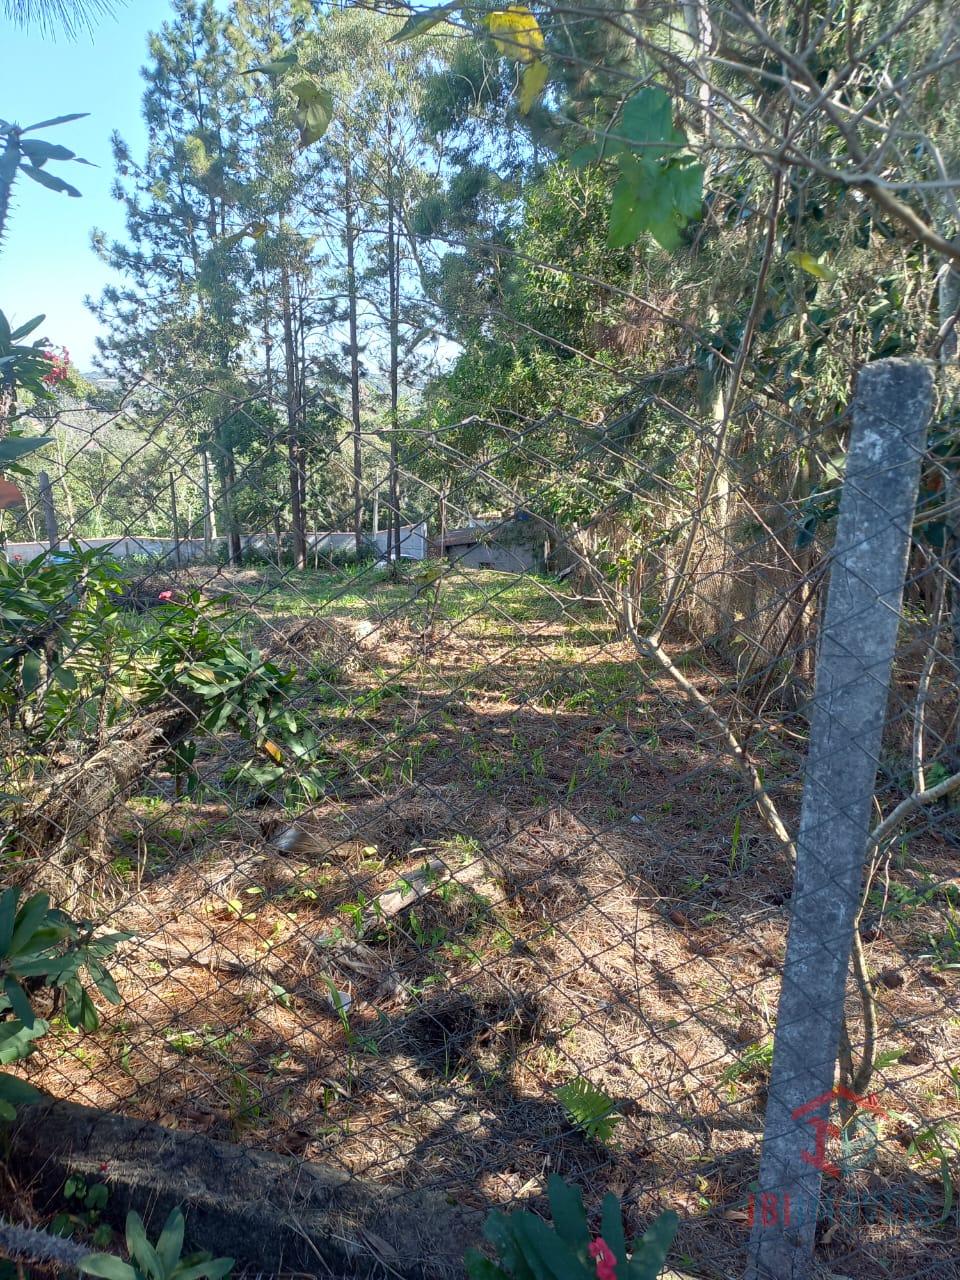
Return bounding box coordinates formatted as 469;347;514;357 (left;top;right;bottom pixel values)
281;258;307;571
386;115;401;573
345;159;364;555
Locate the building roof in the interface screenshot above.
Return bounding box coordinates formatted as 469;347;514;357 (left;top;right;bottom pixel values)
441;525;489;548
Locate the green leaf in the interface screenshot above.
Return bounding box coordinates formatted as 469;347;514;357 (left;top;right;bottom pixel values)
9;315;45;341
52;663;78;691
155;1207;185;1275
664;158;703;221
19;165;82;198
63;978;83;1027
514;1215;590;1280
288;81;334;147
23;114;89;132
0;1071;42;1111
566;143;605;168
388;3;460;43
243;52;299;77
483;1212;536;1280
19;140;77;165
0;437;53;465
607;171;647;249
0;887;19;954
555;1078;622;1141
88;961;121;1005
3;977;37;1028
20;651;41;694
126;1212;163;1280
0;1018;46;1066
600;1193;628;1274
79;1256;138;1280
464;1250;510;1280
173;1259;234;1280
619;88;686;159
9;892;50;955
626;1211;679;1280
79;990;100;1032
546;1175;588;1249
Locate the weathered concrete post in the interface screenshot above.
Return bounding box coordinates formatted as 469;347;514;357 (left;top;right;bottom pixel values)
746;359;933;1280
37;470;59;550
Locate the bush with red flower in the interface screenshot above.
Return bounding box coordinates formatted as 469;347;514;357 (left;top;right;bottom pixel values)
41;346;71;387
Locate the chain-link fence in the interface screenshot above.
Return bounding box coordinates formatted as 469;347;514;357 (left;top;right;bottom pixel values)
1;340;958;1280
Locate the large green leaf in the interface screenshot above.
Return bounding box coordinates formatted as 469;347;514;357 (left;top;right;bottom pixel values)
155;1207;185;1275
388;3;460;43
0;1071;42;1111
483;1212;536;1280
0;437;53;465
545;1175;588;1249
0;887;19;954
626;1211;679;1280
19;165;82;198
287;80;333;147
599;1193;628;1274
9;314;45;341
619;88;686;160
173;1259;235;1280
3;977;37;1028
19;140;77;165
23;114;89;132
243;51;299;77
79;1255;138;1280
465;1250;510;1280
0;1017;47;1065
8;892;51;956
126;1211;163;1280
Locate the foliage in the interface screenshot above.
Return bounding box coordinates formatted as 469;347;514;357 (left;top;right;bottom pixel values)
2;1;123;38
0;544;119;721
571;88;703;252
464;1174;678;1280
0;113;92;247
0;884;126;1119
555;1077;622;1142
80;1207;233;1280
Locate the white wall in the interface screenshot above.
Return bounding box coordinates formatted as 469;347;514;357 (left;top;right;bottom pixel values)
2;523;428;566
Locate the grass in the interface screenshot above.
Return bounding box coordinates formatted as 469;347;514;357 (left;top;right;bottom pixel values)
12;562;960;1280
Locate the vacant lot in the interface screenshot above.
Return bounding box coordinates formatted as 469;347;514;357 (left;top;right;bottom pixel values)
21;562;960;1279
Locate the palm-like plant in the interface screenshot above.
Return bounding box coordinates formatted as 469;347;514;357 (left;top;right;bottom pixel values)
2;1;123;38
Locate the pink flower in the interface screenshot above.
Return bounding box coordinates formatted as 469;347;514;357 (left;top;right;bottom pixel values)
588;1239;617;1280
41;348;70;386
158;590;174;601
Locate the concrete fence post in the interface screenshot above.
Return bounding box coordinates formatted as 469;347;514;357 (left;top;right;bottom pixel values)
746;358;933;1280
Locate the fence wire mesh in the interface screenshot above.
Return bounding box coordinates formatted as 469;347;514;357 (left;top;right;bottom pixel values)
2;347;959;1280
3;1;960;1273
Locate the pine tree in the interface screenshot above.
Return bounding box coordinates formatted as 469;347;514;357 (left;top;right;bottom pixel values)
90;0;251;563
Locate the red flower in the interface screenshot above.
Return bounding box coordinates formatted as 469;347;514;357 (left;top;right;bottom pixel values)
588;1239;617;1280
158;590;174;602
41;347;70;386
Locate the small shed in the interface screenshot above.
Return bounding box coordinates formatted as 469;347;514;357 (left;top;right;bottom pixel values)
438;515;549;574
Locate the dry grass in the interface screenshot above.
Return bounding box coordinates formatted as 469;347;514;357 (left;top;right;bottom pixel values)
14;565;960;1279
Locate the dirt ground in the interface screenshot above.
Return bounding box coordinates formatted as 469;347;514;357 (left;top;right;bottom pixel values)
17;563;960;1279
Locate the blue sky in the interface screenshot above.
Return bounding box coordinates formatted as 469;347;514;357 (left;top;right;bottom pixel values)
1;1;175;370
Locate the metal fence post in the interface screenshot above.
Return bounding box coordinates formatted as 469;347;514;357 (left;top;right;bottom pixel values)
746;358;934;1280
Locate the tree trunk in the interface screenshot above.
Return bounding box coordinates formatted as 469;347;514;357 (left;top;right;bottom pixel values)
345;158;364;555
200;444;217;552
281;258;307;571
386;116;401;572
